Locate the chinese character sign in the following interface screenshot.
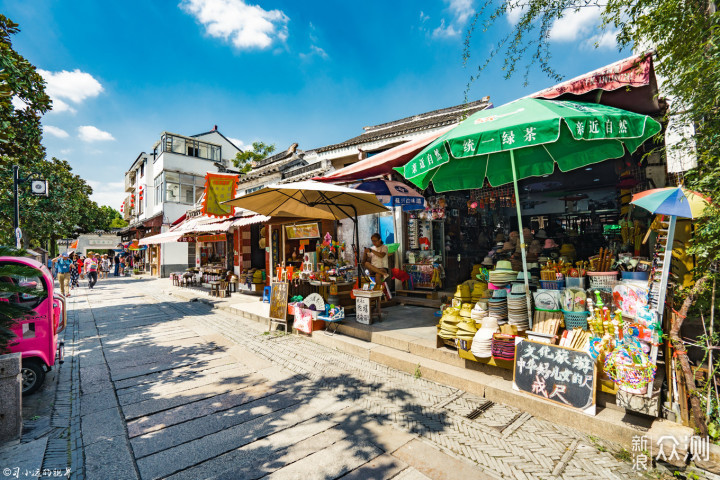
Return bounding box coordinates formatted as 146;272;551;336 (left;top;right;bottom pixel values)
356;297;370;325
202;173;239;218
514;340;597;415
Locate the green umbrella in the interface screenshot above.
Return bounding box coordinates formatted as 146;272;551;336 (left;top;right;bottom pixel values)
396;98;661;325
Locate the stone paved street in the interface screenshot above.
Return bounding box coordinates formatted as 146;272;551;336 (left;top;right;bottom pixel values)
62;277;649;479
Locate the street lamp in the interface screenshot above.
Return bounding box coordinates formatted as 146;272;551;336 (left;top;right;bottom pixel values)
13;165;48;248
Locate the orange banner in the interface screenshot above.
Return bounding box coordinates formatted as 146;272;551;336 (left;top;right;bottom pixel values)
202;173;239;218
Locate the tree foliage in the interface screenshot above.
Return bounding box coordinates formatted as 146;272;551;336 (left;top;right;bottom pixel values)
0;16;110;253
232;141;275;173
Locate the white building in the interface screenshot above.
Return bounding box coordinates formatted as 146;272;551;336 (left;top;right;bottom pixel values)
120;126;242;276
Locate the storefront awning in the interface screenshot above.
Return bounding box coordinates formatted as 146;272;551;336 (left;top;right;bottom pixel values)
139;231;184;245
231;214;271;227
314;126;454;183
529;52;661;115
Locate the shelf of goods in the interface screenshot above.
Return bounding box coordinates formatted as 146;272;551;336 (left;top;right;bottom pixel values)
403;263;435;289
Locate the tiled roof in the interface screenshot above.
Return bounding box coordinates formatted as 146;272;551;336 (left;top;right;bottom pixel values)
314;97;491;153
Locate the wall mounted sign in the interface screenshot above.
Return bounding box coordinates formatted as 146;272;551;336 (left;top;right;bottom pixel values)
197;234;226;243
285;223;321;240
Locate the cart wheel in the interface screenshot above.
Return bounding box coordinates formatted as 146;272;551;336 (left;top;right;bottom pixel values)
21;359;46;395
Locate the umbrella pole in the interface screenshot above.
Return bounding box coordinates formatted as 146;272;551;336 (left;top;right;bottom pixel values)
510;150;533;328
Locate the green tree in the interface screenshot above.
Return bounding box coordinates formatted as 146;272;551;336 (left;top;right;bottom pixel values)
232;141;275;173
99;205;128;229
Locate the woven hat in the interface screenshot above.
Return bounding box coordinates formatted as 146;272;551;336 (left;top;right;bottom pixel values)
490;289;507;300
544;239;559;249
502;241;514;252
559;244;576;257
495;260;514;272
495;232;505;242
459;303;473;318
481;256;494;266
535;229;548;239
509;231;519;240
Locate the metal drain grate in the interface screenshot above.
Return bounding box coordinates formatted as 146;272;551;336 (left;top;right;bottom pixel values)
466;401;494;419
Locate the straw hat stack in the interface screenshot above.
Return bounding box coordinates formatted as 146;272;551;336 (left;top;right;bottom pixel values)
471;301;488;325
454;283;471;303
456;319;478;343
471;282;487;303
489;260;517;286
471;316;500;358
459;302;473;319
507;283;531;331
488;289;508;325
438;308;461;339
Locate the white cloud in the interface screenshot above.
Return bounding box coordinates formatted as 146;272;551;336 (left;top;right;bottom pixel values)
87;180;126;208
420;11;430;23
432;19;460;38
78;125;115;142
180;0;289;50
549;6;603;42
11;96;28;110
300;44;328;60
44;125;69;138
227;137;247;150
585;29;619;50
447;0;474;24
38;69;103;114
506;3;527;25
60;149;72;155
432;0;474;39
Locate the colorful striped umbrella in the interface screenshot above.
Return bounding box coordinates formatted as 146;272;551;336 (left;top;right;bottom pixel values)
630;186;710;219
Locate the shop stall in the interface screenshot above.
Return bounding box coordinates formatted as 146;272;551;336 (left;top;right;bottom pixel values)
225;181;388;332
394;97;681;416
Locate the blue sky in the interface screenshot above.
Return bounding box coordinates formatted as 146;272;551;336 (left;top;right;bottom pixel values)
2;0;631;208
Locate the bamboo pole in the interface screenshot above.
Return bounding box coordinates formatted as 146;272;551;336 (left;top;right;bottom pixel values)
510;150;532;328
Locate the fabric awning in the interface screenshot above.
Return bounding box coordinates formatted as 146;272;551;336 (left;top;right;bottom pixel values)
529;52;661;115
232;214;271;227
139;231;184;245
314;126;454;183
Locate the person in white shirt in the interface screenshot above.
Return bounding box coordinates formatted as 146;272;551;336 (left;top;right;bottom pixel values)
362;233;389;284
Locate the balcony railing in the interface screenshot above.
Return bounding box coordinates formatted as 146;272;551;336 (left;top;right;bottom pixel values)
125;171;136;192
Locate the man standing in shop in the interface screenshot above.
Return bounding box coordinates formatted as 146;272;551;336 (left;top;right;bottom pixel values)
362;233;389;285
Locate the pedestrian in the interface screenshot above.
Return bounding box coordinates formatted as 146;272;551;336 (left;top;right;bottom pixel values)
100;254;110;279
52;252;73;297
113;253;120;277
70;253;80;289
84;254;99;289
119;255;125;277
77;254;85;281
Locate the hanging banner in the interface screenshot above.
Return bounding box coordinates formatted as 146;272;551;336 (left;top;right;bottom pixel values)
202;173;239;218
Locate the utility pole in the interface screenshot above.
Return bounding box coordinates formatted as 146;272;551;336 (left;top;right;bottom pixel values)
12;165;49;248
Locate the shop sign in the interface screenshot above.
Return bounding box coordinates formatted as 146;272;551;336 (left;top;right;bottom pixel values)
178;236;196;243
285;223;321;240
355;297;370;325
197;234;226;243
513;339;596;415
269;281;289;328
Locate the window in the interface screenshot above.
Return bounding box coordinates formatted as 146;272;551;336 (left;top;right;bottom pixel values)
156;171;205;205
154;173;163;205
246;185;264;194
0;263;48;310
140;162;145;178
157;134;221;161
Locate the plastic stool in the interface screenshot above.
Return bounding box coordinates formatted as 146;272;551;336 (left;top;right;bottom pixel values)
262;286;272;303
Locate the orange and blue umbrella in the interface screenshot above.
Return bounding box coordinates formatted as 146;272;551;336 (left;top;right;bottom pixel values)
630;186;710;219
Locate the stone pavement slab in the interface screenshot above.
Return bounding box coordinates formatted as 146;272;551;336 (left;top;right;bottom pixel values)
0;437;47;480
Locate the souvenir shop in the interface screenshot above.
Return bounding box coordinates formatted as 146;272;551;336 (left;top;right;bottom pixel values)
404;153;682;416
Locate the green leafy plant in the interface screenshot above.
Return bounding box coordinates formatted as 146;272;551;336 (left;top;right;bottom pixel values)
232;141;275;173
414;363;422;379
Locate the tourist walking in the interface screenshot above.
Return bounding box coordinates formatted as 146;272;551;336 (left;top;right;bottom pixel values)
52;252;73;297
113;253;120;276
84;253;99;289
100;254;110;279
70;253;80;289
